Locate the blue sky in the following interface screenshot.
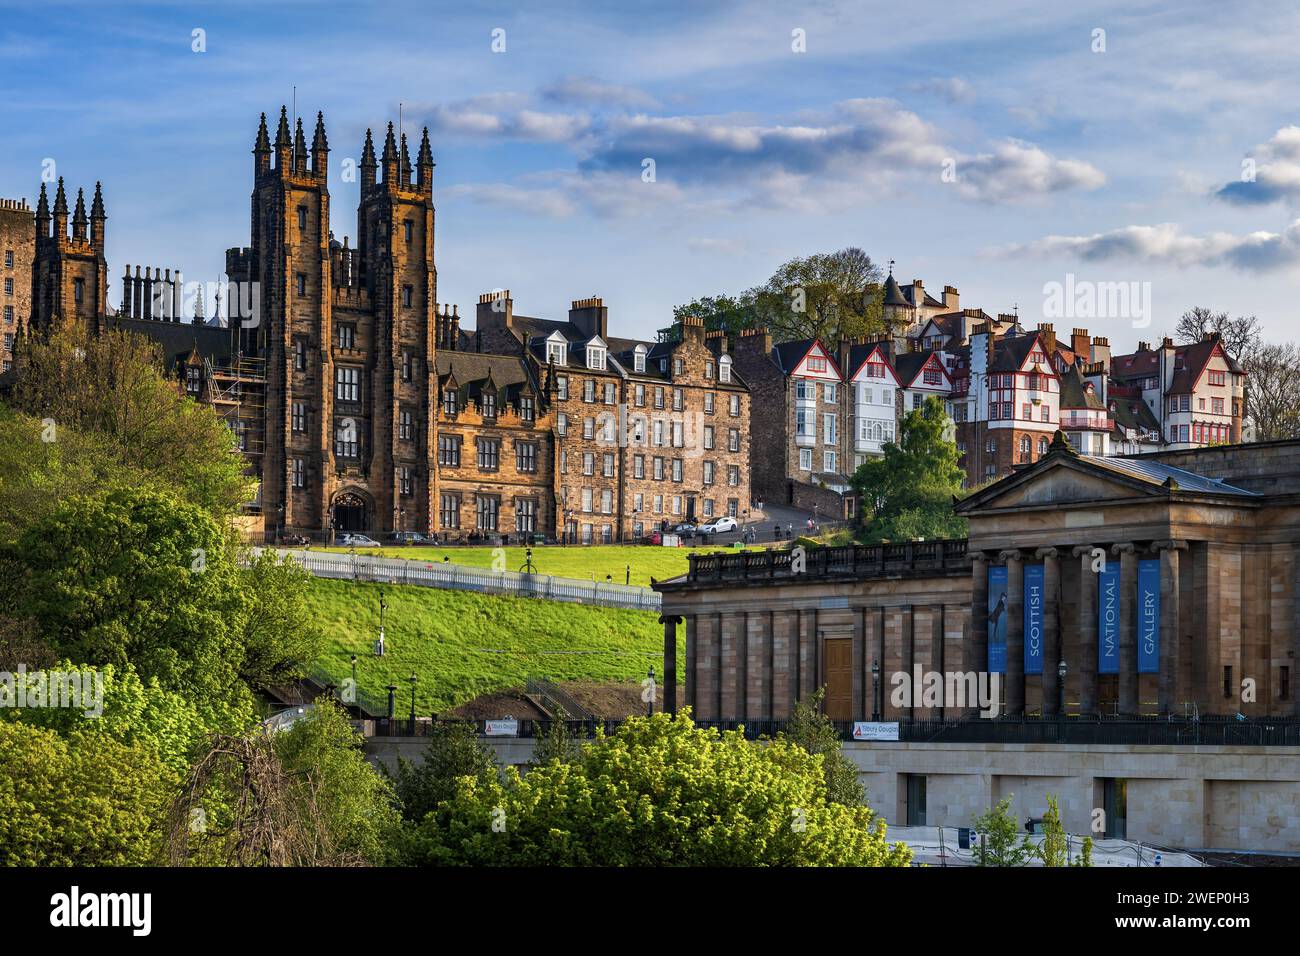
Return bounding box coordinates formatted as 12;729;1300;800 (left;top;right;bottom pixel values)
5;0;1300;349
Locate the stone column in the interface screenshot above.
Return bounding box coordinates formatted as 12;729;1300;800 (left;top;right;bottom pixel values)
970;552;989;711
852;606;866;722
685;614;697;716
1073;545;1099;716
900;607;914;720
1036;547;1061;715
1154;540;1187;716
1000;550;1025;716
660;615;681;716
1114;542;1138;716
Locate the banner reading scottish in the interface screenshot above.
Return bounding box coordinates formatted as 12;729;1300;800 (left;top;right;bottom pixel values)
1023;562;1044;675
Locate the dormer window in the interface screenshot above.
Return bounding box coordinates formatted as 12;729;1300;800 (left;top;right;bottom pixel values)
443;388;458;416
634;346;647;373
587;345;606;370
482;390;497;418
719;355;732;383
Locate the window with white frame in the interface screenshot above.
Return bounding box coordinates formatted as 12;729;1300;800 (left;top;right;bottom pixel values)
587;345;606;370
799;447;812;471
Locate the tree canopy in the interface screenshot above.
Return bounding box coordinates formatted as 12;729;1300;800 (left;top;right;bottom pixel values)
850;396;967;544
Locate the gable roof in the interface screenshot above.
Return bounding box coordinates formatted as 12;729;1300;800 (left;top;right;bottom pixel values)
990;333;1056;376
892;348;950;388
845;341;899;382
1058;364;1105;410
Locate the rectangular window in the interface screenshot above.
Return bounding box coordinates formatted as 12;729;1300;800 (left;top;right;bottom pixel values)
799;447;812;470
635;384;645;407
557;412;568;436
604;382;616;405
399;409;414;441
481;391;496;419
583;379;596;403
603;453;615;478
729;394;740;416
634;455;645;479
823;383;837;403
583;417;595;440
294;338;307;371
705;392;715;414
337;324;355;349
823;452;837;473
583;452;594;476
557;376;568;400
399;466;413;497
334;423;358;458
3;250;11;268
655;387;665;409
438;434;461;467
601;489;613;514
402;350;412;381
73;278;83;303
582;488;593;513
703;461;714;485
404;220;414;243
477;438;500;471
520;396;535;422
653;457;664;480
336;366;360;402
673;388;684;411
704;425;714;450
292;403;307;433
441;494;460;529
823;414;837;445
672;458;683;482
443;388;458;417
728;429;740;453
292;458;305;489
4;278;12;295
476;496;499;532
402;285;413;308
298;207;308;231
516;498;536;534
516;441;537;473
296;273;306;297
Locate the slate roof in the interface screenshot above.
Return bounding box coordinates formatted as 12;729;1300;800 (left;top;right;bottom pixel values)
882;274;909;307
892;348;947;388
1084;456;1258;497
106;315;234;367
1058;364;1105;410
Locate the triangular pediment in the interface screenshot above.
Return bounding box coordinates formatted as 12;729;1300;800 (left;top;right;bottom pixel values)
959;455;1166;513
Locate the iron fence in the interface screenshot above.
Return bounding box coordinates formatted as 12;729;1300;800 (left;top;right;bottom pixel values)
254;547;662;612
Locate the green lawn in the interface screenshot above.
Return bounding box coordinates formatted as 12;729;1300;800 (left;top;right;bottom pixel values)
317;543;705;587
304;576;677;714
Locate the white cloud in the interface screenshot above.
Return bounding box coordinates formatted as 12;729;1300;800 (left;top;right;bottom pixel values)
995;220;1300;272
956;140;1106;203
906;76;976;104
541;75;660;110
1216;125;1300;206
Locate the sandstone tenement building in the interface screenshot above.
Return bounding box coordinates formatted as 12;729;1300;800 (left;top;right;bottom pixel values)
3;106;752;543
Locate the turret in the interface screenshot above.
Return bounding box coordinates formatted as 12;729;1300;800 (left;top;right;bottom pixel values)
381;121;398;186
253;112;271;176
89;181;106;251
360;128;377;191
274;105;292;174
52;177;68;238
311;111;329;181
35;182;50;240
416;127;435;195
399;133;412;187
293;117;308;175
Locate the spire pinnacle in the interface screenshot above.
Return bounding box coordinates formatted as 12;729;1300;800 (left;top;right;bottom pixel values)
90;181;105;219
417;126;434;166
36;182;50;221
311;111;329;152
274;105;291;149
382;121;398;163
254;112;271;153
53;177;68;217
361;128;376;167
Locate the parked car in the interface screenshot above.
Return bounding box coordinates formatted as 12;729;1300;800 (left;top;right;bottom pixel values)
391;531;428;546
672;522;697;537
699;516;738;534
340;533;380;547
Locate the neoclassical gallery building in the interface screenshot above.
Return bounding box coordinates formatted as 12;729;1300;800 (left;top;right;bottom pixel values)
654;435;1300;854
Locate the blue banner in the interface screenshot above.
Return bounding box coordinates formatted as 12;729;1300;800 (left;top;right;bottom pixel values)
987;565;1008;673
1023;563;1044;675
1138;558;1161;673
1098;565;1119;675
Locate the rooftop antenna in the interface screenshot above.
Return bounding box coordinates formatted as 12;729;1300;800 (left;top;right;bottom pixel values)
887;258;895;277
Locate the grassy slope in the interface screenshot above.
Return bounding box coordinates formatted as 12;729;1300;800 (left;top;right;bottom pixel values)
304;576;678;713
315;544;701;587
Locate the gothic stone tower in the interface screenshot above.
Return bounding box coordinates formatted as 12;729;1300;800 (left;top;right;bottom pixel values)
227;108;437;539
32;179;108;335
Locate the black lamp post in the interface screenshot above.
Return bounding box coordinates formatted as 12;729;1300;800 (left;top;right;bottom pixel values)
871;658;881;721
647;665;655;717
385;682;397;725
350;654;358;707
408;671;418;734
1057;658;1068;722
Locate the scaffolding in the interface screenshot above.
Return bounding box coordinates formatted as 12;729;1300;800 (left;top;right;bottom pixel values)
205;355;267;463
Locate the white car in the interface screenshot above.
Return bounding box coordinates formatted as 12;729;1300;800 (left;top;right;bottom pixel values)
340;533;380;547
699;516;738;534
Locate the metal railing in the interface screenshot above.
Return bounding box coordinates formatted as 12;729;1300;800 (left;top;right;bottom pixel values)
365;714;1300;746
683;538;969;583
257;547;661;612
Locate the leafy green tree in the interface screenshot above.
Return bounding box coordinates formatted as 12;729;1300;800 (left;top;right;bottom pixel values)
532;709;580;767
9;326;251;521
2;662;254;778
0;487;319;705
1038;793;1068;866
778;689;864;806
402;712;912;867
0;720;173;866
669;248;884;346
392;720;499;823
851;396;967;544
972;797;1036;867
170;700;401;866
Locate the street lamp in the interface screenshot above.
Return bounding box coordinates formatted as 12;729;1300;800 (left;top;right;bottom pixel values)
350;654;358;702
385;682;397;724
647;665;655;717
374;590;388;656
408;671;418;734
871;659;881;721
1057;658;1068;718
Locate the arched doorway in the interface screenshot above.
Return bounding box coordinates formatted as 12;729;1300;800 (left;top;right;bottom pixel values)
332;491;369;534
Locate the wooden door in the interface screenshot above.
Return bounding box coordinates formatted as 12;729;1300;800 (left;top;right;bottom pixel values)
824;638;853;720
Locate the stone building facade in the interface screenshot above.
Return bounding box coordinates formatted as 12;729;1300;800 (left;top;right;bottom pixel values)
654;436;1300;851
0;198;34;373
